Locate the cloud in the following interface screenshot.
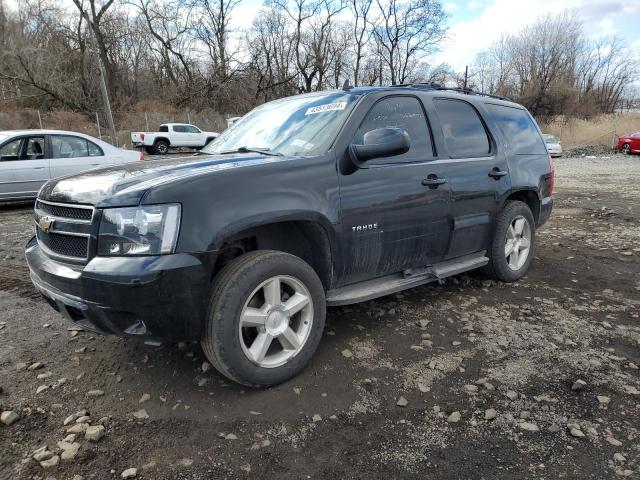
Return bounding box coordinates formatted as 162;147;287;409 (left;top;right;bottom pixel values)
432;0;640;70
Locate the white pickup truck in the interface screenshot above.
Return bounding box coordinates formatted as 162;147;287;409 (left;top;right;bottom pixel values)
131;123;219;155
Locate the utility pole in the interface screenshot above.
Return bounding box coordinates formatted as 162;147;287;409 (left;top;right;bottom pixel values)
97;61;117;146
463;65;468;90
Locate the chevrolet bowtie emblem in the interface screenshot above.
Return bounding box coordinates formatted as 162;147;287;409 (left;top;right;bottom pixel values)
38;216;54;232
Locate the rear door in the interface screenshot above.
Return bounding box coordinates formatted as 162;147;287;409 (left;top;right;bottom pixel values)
0;135;50;199
429;97;511;259
337;94;454;285
49;134;106;179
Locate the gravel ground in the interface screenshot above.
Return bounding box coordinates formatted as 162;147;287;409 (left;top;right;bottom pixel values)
1;153;639;479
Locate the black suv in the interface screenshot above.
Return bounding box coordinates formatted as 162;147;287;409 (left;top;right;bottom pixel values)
26;85;553;387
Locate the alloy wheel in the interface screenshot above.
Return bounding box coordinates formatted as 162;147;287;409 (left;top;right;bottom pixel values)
238;275;313;368
505;215;531;271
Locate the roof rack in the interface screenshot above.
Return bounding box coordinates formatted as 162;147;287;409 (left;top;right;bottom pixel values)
398;82;511;101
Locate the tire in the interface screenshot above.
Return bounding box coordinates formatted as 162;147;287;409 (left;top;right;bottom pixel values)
622;143;630;155
201;250;326;387
483;201;536;282
154;140;169;155
144;146;156;155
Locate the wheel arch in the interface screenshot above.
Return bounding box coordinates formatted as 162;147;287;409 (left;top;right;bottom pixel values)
153;137;171;146
211;214;335;290
502;188;540;224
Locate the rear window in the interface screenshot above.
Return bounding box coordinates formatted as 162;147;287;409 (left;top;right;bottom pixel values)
433;98;491;158
159;125;169;132
486;104;546;155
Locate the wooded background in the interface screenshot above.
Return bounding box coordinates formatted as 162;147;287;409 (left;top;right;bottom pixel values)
0;0;638;127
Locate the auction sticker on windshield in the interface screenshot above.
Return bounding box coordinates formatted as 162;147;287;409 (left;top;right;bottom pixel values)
305;102;347;115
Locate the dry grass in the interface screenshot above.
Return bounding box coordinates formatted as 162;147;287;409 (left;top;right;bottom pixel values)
540;112;640;149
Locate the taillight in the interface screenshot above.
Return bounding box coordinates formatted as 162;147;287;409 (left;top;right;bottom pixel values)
548;154;555;195
139;151;145;161
140;133;145;141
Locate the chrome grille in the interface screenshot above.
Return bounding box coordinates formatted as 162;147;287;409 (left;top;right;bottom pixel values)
35;200;94;222
36;230;89;260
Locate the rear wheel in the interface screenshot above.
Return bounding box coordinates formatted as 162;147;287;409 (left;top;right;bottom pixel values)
622;143;630;155
483;201;536;282
201;250;326;387
144;146;156;155
154;140;169;155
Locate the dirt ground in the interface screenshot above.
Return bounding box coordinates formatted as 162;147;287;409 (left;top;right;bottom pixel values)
1;153;639;480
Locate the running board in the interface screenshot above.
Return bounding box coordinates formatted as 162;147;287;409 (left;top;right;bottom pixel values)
326;252;488;306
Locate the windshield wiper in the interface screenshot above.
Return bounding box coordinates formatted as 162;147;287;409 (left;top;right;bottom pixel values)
218;146;282;156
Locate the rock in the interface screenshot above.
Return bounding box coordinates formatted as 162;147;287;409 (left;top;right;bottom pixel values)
249;411;262;416
614;453;626;463
179;458;193;466
139;393;151;403
27;362;44;370
132;409;149;420
417;384;429;393
464;384;478;394
518;422;539;432
341;349;353;358
66;423;89;434
40;454;60;469
36;385;49;394
312;414;322;422
571;379;587;391
15;362;27;371
98;416;110;426
569;427;585;438
37;372;53;380
606;436;623;447
63;414;76;426
1;410;20;426
447;411;461;423
396;396;408;407
201;361;212;373
76;415;91;424
87;389;104;397
142;461;156;470
59;442;81;461
121;468;137;478
622;385;639;395
548;424;561;433
33;447;54;462
293;387;301;395
418;319;430;328
225;433;238;440
63;434;76;443
484;408;497;420
506;390;518;401
597;395;610;405
85;425;105;442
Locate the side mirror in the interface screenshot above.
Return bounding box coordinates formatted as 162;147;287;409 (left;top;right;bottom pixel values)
350;127;410;163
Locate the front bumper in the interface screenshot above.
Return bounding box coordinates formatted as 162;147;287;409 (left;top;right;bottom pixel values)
25;236;217;341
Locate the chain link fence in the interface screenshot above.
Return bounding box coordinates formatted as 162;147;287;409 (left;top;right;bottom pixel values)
0;109;238;148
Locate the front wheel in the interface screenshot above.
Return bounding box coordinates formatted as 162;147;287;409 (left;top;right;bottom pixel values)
622;143;630;155
201;250;326;387
483;201;536;282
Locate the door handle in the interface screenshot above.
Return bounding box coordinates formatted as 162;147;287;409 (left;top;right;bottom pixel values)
422;175;447;188
488;168;508;179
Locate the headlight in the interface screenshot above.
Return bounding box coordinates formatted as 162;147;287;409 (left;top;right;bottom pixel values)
98;204;181;256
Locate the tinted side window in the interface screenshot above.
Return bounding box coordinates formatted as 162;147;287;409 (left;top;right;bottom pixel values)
159;125;169;132
433;98;491;158
88;141;104;156
173;125;186;133
486;104;546;155
354;96;433;163
51;136;89;158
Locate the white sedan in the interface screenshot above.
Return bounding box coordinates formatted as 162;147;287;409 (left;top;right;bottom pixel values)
542;134;563;157
0;130;141;202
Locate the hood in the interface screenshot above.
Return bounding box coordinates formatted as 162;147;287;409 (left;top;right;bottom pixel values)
39;153;291;207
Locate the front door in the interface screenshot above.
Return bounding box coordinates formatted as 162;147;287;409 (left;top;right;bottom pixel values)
337;95;453;285
0;135;49;199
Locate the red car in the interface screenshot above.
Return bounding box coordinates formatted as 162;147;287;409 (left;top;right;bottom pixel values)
616;132;640;155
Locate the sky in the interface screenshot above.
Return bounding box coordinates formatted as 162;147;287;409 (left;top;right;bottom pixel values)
431;0;640;70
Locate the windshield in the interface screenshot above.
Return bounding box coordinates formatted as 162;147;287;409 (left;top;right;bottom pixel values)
203;92;359;157
543;134;557;143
